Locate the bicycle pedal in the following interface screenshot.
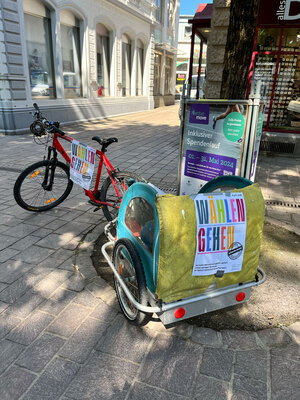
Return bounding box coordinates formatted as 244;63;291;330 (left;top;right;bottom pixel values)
88;200;100;206
93;206;103;212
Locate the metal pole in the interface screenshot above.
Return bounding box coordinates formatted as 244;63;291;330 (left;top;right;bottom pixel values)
245;81;261;179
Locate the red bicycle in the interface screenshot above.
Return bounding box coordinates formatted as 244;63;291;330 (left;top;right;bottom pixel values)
13;103;144;221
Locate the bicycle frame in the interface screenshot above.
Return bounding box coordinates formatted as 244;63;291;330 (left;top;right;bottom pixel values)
49;132;125;208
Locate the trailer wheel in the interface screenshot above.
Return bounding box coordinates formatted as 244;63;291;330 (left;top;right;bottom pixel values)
113;238;152;326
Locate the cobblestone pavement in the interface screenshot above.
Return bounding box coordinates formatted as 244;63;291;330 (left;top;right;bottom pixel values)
0;105;299;400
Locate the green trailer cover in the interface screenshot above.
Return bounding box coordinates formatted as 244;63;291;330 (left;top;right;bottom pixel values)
155;184;264;303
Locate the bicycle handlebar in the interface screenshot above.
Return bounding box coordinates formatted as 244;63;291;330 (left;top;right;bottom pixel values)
50;124;65;136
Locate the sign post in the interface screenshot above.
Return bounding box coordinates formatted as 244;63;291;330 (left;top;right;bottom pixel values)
178;84;264;195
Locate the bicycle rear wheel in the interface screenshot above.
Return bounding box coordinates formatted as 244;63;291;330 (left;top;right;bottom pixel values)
14;160;73;212
100;171;144;221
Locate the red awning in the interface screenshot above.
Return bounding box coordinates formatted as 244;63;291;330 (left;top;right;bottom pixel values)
188;3;213;27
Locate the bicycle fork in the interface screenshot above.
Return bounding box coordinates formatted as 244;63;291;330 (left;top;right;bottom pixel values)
42;146;58;191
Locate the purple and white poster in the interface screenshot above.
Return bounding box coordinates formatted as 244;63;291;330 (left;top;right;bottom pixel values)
179;101;248;195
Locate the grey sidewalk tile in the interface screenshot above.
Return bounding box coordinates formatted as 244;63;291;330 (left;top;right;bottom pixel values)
0;259;34;284
128;382;188;400
235;349;268;382
90;299;118;323
0;301;9;313
0;270;51;304
256;328;292;348
16;333;66;373
57;257;76;271
199;347;234;382
140;334;202;396
23;214;57;227
59;317;108;363
22;357;80;400
0;339;26;375
3;223;38;238
96;315;152;363
62;273;85;292
0;248;20;263
270;344;300;363
232;374;267;400
0;234;20;250
55;220;91;236
191;327;221;346
39;288;77;315
46;303;88;337
12;245;55;264
64;351;139;400
286;321;300;344
6;290;45;318
8;311;54;345
9;235;40;251
0;365;36;400
0;215;24;227
33;269;72;298
35;233;74;250
221;330;258;349
51;248;75;262
45;219;68;230
0;313;21;340
270;355;300;400
0;282;8;293
73;289;100;308
193;374;229;400
31;227;54;238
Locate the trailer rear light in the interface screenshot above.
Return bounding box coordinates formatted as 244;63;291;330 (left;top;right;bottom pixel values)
174;308;185;319
236;292;246;302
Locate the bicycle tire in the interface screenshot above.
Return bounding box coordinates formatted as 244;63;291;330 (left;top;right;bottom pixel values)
100;171;145;221
113;238;152;326
14;160;73;212
199;176;252;193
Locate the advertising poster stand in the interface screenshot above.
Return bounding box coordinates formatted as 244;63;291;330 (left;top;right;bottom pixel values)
178;82;264;195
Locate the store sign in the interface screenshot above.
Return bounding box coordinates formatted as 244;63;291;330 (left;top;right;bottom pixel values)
258;0;300;25
70;140;96;190
192;192;247;276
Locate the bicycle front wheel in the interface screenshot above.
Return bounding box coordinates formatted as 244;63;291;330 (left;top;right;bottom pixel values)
14;160;73;212
100;171;144;221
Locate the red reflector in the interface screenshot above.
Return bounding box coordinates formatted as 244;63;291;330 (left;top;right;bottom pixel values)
236;292;246;302
174;308;185;319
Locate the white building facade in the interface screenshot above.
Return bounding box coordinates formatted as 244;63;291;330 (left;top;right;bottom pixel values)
0;0;180;133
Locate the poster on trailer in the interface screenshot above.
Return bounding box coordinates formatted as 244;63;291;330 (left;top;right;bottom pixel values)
70;140;96;190
193;192;247;276
179;101;249;195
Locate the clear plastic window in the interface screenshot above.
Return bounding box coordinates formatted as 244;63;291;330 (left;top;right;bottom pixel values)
125;198;156;252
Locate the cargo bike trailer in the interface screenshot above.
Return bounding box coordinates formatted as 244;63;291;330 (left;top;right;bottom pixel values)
101;177;266;327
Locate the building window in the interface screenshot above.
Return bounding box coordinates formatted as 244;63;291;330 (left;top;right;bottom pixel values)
154;53;161;95
122;34;132;96
60;10;82;98
136;40;144;96
155;0;164;23
96;24;111;96
167;0;175;29
24;2;55;99
164;56;173;94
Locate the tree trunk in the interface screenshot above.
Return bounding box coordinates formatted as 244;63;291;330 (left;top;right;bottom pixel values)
220;0;260;99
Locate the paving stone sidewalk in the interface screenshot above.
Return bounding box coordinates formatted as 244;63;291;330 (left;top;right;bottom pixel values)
0;105;299;400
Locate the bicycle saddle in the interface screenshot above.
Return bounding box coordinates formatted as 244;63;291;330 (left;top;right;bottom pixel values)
92;136;118;147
